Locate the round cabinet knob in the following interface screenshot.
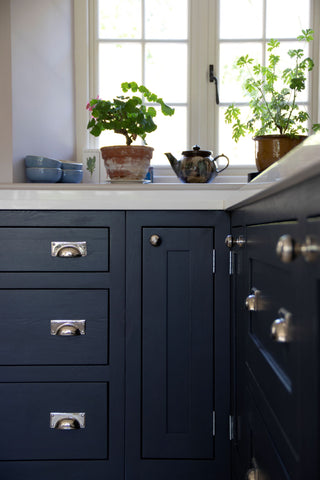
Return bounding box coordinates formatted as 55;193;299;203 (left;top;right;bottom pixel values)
271;308;291;343
276;234;296;263
225;234;234;248
55;418;81;430
225;234;245;248
149;234;161;247
245;294;256;311
56;323;80;336
300;235;320;262
246;469;257;480
245;288;261;311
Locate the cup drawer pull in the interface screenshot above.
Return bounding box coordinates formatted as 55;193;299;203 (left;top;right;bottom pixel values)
51;242;87;258
50;320;86;336
50;412;85;430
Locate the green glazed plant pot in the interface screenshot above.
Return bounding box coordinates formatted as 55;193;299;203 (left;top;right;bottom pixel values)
254;135;307;172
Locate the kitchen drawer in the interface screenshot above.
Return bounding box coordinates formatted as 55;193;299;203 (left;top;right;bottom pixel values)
246;390;293;480
0;382;108;460
0;290;109;365
0;227;109;271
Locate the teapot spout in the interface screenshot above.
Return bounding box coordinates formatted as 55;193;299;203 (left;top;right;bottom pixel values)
165;152;179;174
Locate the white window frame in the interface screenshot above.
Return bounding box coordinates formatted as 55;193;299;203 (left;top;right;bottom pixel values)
74;0;319;176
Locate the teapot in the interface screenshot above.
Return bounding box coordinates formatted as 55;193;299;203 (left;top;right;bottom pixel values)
165;145;229;183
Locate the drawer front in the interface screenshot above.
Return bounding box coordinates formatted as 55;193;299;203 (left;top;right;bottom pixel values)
0;290;109;365
0;227;109;271
246;223;301;451
247;391;293;480
0;383;108;460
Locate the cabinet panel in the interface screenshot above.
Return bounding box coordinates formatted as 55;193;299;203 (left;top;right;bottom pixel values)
0;290;109;365
246;223;301;454
141;227;214;459
0;227;109;271
0;382;108;460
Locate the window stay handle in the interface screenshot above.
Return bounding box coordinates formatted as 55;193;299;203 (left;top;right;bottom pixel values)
209;65;220;105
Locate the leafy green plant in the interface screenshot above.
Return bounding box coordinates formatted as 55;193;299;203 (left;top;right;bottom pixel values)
86;82;175;146
86;156;96;177
225;29;320;141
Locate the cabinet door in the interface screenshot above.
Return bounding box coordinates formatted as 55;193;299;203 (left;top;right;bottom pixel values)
126;211;230;480
142;227;214;459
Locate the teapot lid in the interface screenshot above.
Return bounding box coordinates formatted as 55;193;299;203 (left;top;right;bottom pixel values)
182;144;212;157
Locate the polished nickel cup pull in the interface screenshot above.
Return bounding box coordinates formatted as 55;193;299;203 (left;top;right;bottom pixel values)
50;412;85;430
50;320;86;336
51;241;87;257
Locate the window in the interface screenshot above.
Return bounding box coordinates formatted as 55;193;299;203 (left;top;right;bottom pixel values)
218;0;316;165
93;0;188;165
74;0;318;168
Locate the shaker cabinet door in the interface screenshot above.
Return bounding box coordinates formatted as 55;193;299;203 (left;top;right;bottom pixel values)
141;227;214;459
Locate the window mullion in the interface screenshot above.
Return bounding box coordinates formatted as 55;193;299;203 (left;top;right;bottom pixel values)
189;0;214;150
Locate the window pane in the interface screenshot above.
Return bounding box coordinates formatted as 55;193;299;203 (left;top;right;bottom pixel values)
220;0;263;39
150;106;187;165
98;0;142;39
266;0;310;38
219;43;262;103
145;43;187;103
145;0;188;39
99;43;142;99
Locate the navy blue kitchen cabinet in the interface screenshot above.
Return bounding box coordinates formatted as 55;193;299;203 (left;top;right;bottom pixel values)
0;210;231;480
126;211;230;480
229;174;320;480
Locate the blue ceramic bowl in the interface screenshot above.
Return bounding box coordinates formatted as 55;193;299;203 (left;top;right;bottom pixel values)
61;162;83;170
61;169;83;183
25;155;62;169
26;167;62;183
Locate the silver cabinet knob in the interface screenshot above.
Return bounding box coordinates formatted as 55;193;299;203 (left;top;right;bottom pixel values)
51;241;87;257
276;235;296;263
225;234;245;248
246;469;258;480
300;235;320;262
245;288;261;311
149;234;161;246
51;320;86;336
50;412;85;430
271;308;292;343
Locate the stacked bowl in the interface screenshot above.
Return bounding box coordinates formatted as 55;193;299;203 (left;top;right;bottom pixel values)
60;162;83;183
25;156;62;183
25;156;83;183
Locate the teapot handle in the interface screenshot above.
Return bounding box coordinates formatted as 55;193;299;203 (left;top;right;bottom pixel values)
214;154;229;173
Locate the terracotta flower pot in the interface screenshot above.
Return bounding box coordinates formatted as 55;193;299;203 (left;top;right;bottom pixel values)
254;135;307;172
100;145;154;183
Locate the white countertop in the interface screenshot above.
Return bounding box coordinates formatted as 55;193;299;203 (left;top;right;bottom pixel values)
1;134;320;210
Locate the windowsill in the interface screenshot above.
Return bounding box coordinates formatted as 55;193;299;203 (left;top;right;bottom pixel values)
151;165;254;185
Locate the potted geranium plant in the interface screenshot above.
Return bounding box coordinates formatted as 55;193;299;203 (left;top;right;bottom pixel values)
224;29;320;171
86;81;175;182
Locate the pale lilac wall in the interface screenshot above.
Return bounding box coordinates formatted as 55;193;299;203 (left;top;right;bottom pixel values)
11;0;75;182
0;0;13;183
